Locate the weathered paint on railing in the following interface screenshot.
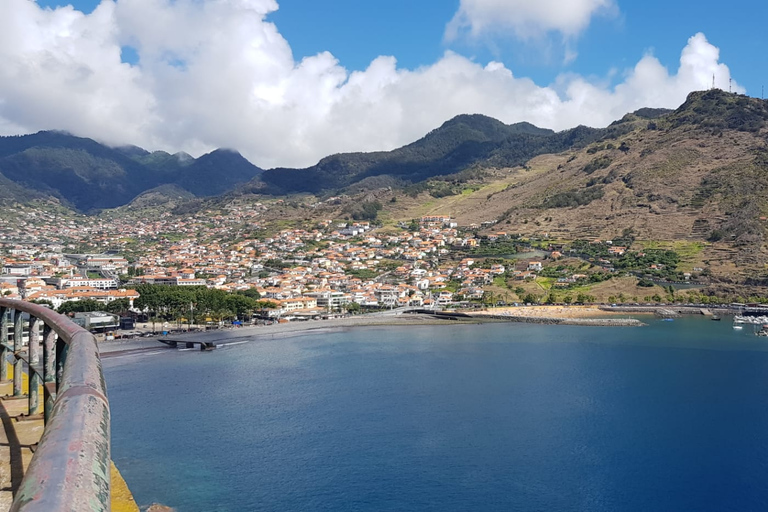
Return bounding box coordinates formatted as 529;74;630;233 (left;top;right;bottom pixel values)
0;299;110;512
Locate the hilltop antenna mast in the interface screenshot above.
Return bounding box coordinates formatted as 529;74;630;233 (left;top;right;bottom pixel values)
712;74;715;90
729;78;732;93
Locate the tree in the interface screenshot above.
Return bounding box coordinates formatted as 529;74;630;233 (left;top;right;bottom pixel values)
58;300;102;314
522;293;539;304
346;302;362;314
225;294;258;320
104;298;131;316
563;295;573;304
236;288;262;300
255;300;279;310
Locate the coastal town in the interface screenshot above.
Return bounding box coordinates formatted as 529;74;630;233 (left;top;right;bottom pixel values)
0;199;732;327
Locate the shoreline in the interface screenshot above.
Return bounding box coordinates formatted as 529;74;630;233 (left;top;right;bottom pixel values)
100;304;721;357
468;314;646;327
99;314;479;356
456;305;646;326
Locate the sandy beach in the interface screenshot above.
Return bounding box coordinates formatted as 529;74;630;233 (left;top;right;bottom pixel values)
99;313;477;355
98;305;652;357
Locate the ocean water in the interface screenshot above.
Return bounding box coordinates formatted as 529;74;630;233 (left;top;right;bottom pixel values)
104;318;768;512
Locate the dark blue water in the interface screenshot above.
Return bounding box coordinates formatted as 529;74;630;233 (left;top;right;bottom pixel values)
104;318;768;512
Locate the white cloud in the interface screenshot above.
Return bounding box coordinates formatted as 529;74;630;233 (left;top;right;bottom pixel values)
446;0;616;41
0;1;744;170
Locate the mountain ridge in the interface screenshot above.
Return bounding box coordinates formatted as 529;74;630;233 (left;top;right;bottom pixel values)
0;132;263;211
0;90;764;214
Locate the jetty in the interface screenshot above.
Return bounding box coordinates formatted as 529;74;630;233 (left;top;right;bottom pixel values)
157;338;216;351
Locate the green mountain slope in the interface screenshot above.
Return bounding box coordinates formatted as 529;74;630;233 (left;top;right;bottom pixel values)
0;132;262;211
0;170;48;203
387;90;768;268
0;132;160;210
256;112;650;194
0;90;764;219
174;149;263;196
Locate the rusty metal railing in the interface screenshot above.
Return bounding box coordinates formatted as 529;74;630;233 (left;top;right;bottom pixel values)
0;299;110;511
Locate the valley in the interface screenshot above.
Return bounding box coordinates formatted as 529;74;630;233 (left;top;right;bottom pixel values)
2;89;768;313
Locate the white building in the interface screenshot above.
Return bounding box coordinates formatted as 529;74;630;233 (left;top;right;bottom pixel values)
303;291;349;311
62;277;118;290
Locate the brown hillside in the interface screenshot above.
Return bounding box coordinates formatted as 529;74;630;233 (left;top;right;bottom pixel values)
370;91;768;281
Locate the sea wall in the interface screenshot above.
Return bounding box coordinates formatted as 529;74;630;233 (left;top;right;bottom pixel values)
471;314;645;327
599;306;734;316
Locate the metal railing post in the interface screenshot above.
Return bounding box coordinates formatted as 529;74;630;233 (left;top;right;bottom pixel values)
0;306;7;381
0;298;111;511
28;317;41;416
42;325;56;424
13;310;23;397
55;337;68;392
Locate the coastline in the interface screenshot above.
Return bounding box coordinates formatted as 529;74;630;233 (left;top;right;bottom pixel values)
99;305;663;358
99;313;479;356
466;305;647;326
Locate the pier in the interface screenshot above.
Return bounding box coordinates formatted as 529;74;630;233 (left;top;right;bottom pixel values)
157;338;216;351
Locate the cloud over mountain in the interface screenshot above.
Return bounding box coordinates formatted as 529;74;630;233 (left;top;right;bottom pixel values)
0;0;744;168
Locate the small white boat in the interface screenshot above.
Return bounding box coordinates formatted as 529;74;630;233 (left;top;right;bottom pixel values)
733;325;743;330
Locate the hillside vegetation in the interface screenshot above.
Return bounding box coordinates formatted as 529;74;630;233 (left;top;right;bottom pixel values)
254;114;650;194
0;132;263;211
4;89;768;282
362;90;768;277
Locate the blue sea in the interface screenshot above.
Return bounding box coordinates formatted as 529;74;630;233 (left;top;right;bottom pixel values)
104;318;768;512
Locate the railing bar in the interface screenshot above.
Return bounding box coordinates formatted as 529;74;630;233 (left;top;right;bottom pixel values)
0;307;8;382
12;311;23;397
55;339;67;394
0;298;111;511
42;383;56;402
12;354;43;377
43;325;55;425
28;318;41;416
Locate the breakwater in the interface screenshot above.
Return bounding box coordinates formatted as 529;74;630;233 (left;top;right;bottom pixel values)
410;308;645;326
600;305;735;316
472;314;645;327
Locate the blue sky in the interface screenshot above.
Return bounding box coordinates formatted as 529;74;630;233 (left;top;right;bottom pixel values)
4;0;764;167
36;0;768;95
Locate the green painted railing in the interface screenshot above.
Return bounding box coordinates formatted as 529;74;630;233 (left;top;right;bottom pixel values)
0;299;110;511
